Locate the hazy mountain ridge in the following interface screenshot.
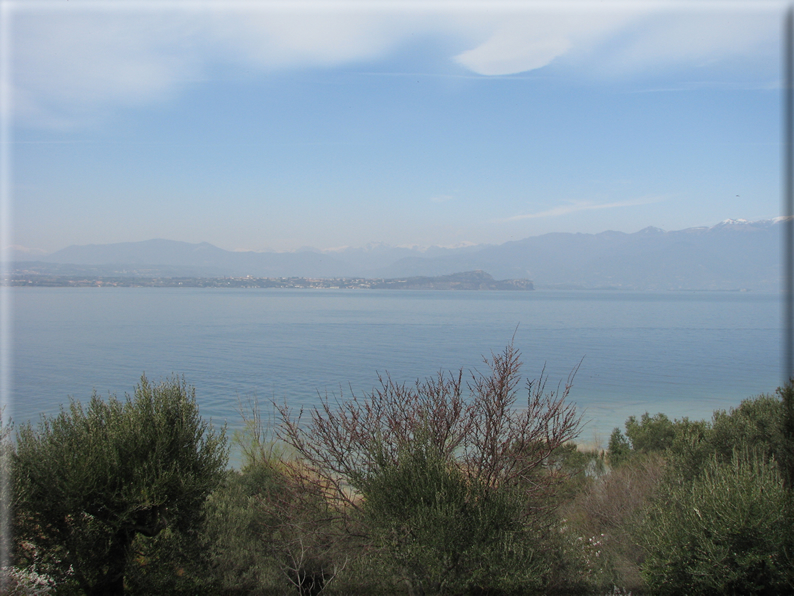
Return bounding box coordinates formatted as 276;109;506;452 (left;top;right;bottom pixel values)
15;218;787;291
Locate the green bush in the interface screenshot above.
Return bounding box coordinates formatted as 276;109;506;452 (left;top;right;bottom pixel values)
607;428;631;468
780;382;794;490
13;376;227;596
709;394;784;463
206;398;353;595
359;430;546;594
625;413;676;455
639;450;791;596
200;463;291;595
124;526;218;596
609;394;788;477
607;413;675;468
666;393;787;481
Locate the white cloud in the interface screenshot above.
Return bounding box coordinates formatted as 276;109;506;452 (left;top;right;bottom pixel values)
456;34;571;76
453;4;782;77
502;196;666;222
205;11;414;69
589;10;781;77
11;7;428;127
8;2;786;128
453;11;635;75
13;12;206;127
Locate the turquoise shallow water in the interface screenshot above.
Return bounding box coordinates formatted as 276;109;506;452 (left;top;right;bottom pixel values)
10;287;782;454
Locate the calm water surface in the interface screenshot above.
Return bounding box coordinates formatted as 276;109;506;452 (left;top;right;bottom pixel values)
10;287;782;451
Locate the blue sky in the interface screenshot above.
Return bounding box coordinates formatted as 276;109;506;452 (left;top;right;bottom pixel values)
5;0;786;254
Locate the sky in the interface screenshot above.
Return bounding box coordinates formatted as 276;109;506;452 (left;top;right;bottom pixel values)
3;0;788;254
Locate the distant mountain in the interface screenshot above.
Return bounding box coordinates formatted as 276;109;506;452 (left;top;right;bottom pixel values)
321;242;485;276
16;218;787;291
39;239;346;278
373;219;784;291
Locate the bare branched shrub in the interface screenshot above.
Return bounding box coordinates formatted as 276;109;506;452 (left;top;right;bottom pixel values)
257;465;350;596
578;455;665;535
275;343;582;592
276;342;581;519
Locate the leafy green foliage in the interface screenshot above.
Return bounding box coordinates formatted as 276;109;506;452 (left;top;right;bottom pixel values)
359;431;540;594
640;450;791;595
9;368;794;595
666;394;786;482
607;413;675;469
1;407;13;574
609;394;789;475
774;383;794;491
607;428;631;468
710;394;784;461
625;413;675;454
201;464;290;595
124;526;217;596
13;375;227;596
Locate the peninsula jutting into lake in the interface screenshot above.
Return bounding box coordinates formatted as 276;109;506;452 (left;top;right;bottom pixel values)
9;270;534;291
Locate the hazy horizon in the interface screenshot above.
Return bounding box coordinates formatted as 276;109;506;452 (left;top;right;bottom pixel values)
9;215;785;258
6;1;787;256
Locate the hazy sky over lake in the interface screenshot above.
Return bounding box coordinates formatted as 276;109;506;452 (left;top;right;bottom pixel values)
6;0;786;254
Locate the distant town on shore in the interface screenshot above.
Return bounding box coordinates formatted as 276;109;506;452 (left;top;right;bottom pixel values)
9;270;533;291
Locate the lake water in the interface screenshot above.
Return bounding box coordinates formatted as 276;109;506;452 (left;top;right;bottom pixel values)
8;287;783;457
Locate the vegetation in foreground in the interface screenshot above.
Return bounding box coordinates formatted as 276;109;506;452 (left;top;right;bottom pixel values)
3;345;794;595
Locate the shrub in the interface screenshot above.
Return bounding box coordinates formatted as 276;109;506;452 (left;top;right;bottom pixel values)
13;375;227;596
202;400;352;596
1;407;13;577
625;413;675;455
277;343;582;593
0;566;56;595
359;428;541;594
666;393;788;481
610;393;788;478
563;453;665;593
639;450;790;595
607;413;675;469
201;464;291;595
709;394;784;463
781;382;794;490
124;526;218;596
607;428;631;468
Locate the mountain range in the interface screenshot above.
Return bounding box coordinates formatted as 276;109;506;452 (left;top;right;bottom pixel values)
12;218;788;291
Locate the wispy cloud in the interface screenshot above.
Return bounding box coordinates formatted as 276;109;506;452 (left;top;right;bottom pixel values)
10;2;785;128
630;79;780;93
500;196;666;222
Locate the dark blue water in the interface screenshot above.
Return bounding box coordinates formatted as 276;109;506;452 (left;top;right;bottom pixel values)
10;287;782;451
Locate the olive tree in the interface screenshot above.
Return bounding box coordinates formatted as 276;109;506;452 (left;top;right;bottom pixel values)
13;376;227;596
640;450;790;595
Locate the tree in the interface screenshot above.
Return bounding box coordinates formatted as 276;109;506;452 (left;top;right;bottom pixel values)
276;343;582;593
13;375;227;596
782;382;794;491
640;450;790;595
607;428;631;467
625;413;675;454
